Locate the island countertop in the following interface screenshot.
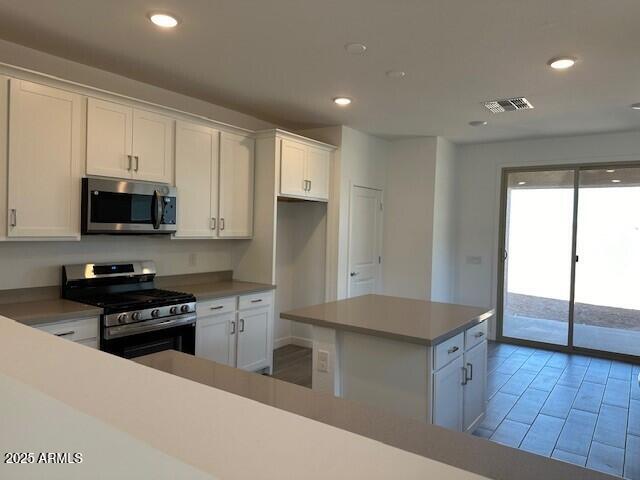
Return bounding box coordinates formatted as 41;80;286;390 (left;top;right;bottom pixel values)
281;294;494;346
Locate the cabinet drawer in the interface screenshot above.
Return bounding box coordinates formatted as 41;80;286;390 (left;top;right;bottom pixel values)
238;291;272;311
434;332;464;371
465;321;488;351
196;297;236;316
37;317;98;342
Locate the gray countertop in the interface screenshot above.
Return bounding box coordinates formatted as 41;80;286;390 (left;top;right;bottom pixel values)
281;294;494;345
136;350;614;480
0;275;274;326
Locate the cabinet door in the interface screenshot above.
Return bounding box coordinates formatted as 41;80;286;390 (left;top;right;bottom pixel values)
236;307;270;371
0;76;8;240
463;340;487;432
174;121;218;238
132;108;174;183
86;98;133;179
433;355;464;431
280;139;307;197
306;146;330;201
8;80;83;239
218;132;254;238
195;312;237;367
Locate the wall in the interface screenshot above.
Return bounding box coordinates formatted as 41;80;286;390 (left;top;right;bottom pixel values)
453;130;640;337
0;237;235;290
382;137;438;300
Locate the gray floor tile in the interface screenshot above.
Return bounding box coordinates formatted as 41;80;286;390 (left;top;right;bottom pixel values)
567;354;592;367
584;360;611;385
609;361;632;381
472;427;493;439
500;370;537;396
520;414;564;457
540;384;578;418
593;404;628;448
555;409;598;456
547;352;570;369
488;355;506;374
488;371;512;399
529;366;564;392
507;388;549;424
552;448;587;467
489;342;519;358
631;372;640;401
603;377;631;408
490;419;530;448
586;441;624;476
629;399;640;437
495;353;531;375
625;434;640;480
480;392;519;431
557;364;587;388
572;381;605;413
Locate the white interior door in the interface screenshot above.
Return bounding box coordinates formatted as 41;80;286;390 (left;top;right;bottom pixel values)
347;186;383;297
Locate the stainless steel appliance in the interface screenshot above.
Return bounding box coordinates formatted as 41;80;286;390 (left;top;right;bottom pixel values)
62;261;196;358
82;178;177;234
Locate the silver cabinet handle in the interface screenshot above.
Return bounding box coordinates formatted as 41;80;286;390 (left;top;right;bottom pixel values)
211;218;217;230
230;321;236;335
134;156;139;172
467;362;473;381
447;345;459;354
461;366;468;385
474;331;485;338
9;209;16;227
302;180;308;192
210;305;224;310
220;218;225;231
127;154;133;171
308;180;312;191
250;299;263;304
54;330;75;337
239;318;245;333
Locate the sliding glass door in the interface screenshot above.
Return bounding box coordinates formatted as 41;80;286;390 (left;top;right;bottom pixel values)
498;164;640;359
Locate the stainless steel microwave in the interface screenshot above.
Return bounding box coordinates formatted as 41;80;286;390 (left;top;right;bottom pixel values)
82;178;177;234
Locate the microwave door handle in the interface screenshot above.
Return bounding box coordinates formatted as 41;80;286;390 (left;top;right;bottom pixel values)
152;190;163;230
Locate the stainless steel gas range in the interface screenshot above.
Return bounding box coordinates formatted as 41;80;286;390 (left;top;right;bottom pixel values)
62;261;196;358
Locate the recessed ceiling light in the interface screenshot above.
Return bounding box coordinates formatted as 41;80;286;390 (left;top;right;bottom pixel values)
547;56;576;70
611;179;622;183
518;181;527;185
469;120;488;127
149;13;179;28
631;103;640;110
333;97;352;106
606;169;616;173
386;70;406;79
345;43;367;55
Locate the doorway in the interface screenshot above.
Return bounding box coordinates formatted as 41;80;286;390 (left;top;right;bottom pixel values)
347;186;383;298
497;164;640;360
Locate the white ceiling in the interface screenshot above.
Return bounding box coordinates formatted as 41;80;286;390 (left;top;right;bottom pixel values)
1;0;640;143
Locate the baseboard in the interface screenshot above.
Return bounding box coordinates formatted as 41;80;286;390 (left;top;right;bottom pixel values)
274;336;292;349
289;336;313;349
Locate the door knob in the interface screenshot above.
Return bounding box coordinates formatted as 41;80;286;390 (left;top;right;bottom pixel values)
350;272;358;277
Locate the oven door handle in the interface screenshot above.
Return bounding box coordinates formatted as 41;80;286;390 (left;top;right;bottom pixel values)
104;313;196;340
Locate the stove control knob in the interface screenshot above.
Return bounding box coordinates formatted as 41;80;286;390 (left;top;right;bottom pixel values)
170;306;178;315
151;309;160;318
132;312;142;321
181;305;190;314
117;314;128;324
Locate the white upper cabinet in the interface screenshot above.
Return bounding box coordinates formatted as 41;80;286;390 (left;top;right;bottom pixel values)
131;109;174;183
0;76;8;241
86;98;174;184
174;121;219;238
279;138;330;201
7;79;83;239
218;132;254;238
86;98;132;179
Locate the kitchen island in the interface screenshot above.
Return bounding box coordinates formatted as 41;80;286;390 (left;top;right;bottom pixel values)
281;294;494;432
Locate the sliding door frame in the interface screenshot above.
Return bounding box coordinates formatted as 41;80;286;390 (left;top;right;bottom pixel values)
496;160;640;363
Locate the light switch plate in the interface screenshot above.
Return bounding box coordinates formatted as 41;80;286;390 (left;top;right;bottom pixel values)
317;350;329;373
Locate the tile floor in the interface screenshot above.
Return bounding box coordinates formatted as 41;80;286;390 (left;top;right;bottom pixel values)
476;341;640;479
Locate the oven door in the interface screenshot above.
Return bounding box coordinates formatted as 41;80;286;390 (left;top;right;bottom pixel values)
101;317;196;359
82;178;177;234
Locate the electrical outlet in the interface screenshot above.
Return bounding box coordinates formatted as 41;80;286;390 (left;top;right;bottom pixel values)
189;253;197;267
317;350;329;373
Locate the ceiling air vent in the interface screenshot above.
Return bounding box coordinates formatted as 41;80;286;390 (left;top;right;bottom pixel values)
483;97;534;113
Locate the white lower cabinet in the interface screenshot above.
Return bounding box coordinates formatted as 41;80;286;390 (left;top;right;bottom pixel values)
432;320;487;433
35;316;99;349
195;291;273;373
